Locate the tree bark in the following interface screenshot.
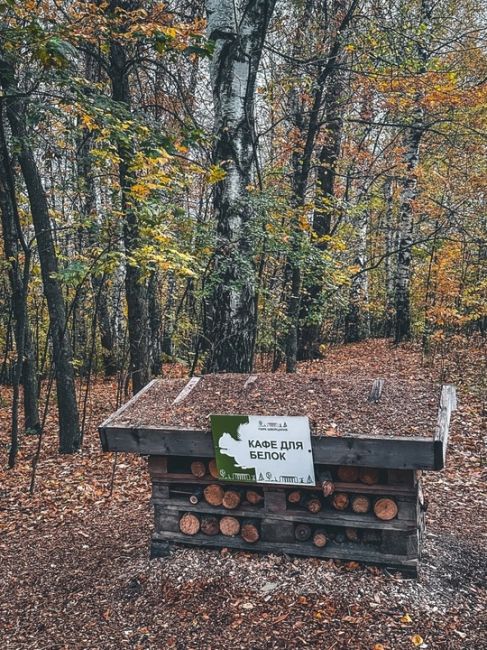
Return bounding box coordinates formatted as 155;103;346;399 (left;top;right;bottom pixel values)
0;55;80;453
203;0;276;373
0;109;40;444
394;0;432;342
109;0;151;393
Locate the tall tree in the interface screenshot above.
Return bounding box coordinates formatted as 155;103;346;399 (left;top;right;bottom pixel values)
203;0;276;373
394;0;432;342
0;109;40;466
109;0;151;393
0;53;80;453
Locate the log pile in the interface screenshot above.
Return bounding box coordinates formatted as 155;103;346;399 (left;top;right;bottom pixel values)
149;456;424;575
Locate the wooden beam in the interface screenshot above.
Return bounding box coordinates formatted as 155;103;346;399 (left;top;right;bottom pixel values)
99;378;159;428
172;376;201;405
433;384;457;470
100;424;439;470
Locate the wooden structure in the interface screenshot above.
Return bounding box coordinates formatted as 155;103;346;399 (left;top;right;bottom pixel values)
99;375;456;576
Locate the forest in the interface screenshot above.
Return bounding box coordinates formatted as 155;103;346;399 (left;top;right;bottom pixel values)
0;0;485;460
1;1;486;648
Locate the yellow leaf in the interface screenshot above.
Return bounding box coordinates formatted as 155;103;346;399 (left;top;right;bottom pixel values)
207;164;227;184
401;613;413;624
410;635;424;646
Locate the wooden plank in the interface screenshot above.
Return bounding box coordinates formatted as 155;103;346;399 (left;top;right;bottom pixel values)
433;384;457;470
367;378;385;403
150;497;417;531
99;378;158;428
264;488;287;514
147;471;417;497
152;530;418;571
172;376;201;405
100;425;438;470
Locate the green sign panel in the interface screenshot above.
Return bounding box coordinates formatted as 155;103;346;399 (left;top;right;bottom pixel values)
210;414;315;486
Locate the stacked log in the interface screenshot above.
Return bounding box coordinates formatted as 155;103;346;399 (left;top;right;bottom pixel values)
222;489;242;510
312;529;328;548
351;495;371;514
190;460;207;478
374;497;398;520
204;484;224;506
331;492;349;511
179;512;200;535
241;519;260;543
219;516;240;536
246;489;264;505
200;515;219;536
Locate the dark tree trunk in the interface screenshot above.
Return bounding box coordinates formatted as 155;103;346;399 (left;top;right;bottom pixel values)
0;56;80;453
203;0;276;373
297;55;346;360
148;271;163;375
0;113;40;467
109;3;150;393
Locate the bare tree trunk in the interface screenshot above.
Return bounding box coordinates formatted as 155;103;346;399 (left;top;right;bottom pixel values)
383;176;396;337
394;0;432;343
0;116;39;467
297;52;347;359
0;56;80;453
109;1;150;393
344;208;370;342
203;0;276;373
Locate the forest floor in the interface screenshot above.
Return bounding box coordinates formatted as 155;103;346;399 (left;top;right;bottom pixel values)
1;339;486;650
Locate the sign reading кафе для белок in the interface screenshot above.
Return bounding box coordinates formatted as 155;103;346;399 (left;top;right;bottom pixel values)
210;415;316;486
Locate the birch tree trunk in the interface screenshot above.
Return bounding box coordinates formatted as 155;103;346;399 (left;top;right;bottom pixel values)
394;0;432;342
204;0;276;373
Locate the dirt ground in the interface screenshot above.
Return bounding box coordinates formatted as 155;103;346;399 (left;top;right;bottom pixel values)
1;340;486;649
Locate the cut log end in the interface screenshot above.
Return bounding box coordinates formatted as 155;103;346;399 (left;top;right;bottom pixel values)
294;523;312;542
287;490;302;504
222;489;241;510
190;460;207;478
374;497;398;521
208;459;220;479
312;530;328;548
337;466;359;482
219;516;241;537
321;480;335;497
204;484;225;507
241;521;260;544
305;496;322;513
331;492;350;511
359;467;380;485
345;527;360;543
246;490;264;505
179;512;200;536
200;515;219;536
351;495;371;514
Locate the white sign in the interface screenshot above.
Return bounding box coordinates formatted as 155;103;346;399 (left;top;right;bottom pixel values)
211;414;316;486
